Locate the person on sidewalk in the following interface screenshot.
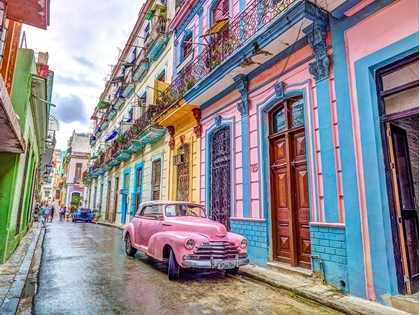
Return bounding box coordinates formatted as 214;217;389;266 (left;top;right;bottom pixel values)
33;204;39;222
65;207;71;221
44;205;50;223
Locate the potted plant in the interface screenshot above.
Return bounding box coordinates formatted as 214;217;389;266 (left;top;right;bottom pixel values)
116;133;125;144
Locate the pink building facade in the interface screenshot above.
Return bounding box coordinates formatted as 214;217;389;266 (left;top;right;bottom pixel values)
169;0;418;306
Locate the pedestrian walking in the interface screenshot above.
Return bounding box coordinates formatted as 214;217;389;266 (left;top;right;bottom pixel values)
39;202;46;228
45;206;51;223
59;205;66;221
50;205;55;222
65;207;71;221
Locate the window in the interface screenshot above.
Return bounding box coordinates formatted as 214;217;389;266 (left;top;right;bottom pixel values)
213;0;229;23
55;190;60;200
139;205;162;217
151;159;161;200
183;37;192;58
271;97;304;134
131;47;137;63
157;71;165;82
125;173;129;189
144;24;150;45
75;163;82;182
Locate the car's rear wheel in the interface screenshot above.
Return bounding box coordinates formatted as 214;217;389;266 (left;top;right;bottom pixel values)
125;234;137;257
168;248;180;280
226;266;239;275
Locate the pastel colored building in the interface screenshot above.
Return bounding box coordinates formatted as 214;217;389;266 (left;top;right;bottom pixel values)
85;0;178;224
157;0;418;309
62;132;90;210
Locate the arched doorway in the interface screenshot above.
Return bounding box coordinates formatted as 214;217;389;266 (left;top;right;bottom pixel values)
269;97;311;269
210;126;231;230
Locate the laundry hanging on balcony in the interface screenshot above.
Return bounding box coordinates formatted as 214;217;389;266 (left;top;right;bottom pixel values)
105;130;118;142
97;100;110;110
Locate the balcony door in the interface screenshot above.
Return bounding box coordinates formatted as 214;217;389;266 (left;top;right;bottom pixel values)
378;55;419;294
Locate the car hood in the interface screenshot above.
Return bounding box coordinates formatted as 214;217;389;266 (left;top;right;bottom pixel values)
165;217;228;238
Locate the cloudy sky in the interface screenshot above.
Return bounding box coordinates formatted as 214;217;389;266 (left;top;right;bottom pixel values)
22;0;145;150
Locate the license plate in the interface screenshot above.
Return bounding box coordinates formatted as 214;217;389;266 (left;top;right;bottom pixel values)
216;262;235;269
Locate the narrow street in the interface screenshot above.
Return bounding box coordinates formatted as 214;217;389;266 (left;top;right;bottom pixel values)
33;221;344;315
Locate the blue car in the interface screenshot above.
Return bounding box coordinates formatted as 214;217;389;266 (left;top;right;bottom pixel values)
72;208;93;223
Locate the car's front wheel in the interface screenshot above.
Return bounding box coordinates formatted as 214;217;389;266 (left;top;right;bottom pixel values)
125;234;137;257
168;248;180;280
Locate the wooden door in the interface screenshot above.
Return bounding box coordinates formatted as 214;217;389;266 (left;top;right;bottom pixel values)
387;123;419;294
270;98;310;268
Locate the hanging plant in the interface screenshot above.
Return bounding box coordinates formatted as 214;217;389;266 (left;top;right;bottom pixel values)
116;133;125;143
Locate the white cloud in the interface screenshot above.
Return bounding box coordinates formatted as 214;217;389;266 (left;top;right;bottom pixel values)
22;0;144;150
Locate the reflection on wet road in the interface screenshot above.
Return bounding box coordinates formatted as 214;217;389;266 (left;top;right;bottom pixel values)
33;222;343;315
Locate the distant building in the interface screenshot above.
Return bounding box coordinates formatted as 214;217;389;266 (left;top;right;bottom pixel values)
62;132;91;211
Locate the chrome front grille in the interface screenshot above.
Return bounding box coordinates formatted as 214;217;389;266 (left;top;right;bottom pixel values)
194;242;239;260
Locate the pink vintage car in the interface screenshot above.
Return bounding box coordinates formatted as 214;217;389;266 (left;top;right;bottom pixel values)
123;200;249;279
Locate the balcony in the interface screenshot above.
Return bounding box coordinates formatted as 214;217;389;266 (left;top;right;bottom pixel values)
145;17;170;61
136;107;166;144
133;49;150;82
157;0;324;114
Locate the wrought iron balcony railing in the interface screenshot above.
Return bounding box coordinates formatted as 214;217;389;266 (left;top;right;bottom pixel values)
156;0;295;116
88;107;157;175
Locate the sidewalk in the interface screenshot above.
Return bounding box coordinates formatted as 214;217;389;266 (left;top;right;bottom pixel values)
0;222;44;315
0;220;416;315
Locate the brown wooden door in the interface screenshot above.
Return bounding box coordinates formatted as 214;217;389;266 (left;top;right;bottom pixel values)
387;123;419;294
269;99;310;268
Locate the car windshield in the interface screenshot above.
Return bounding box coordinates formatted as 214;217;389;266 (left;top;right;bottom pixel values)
165;204;206;218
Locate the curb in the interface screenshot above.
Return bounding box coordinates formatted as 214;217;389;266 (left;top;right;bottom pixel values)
0;225;43;315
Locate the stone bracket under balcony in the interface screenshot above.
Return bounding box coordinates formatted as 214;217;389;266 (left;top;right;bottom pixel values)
114;150;131;161
107;109;117;120
122;83;134;98
138;126;166;145
124;140;145;154
107;158;121;167
155;98;199;126
134;60;150;82
114;98;125;111
147;34;170;61
185;1;326;107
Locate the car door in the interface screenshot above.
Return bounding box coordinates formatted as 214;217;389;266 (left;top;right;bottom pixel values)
138;204;163;251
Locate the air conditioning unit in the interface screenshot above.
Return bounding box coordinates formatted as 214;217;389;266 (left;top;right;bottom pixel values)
173;154;184;165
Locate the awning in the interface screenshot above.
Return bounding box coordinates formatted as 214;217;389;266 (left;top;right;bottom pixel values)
203;19;229;36
105;130;118;142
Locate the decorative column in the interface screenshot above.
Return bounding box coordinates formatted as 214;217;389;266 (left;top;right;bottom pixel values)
233;74;250;218
192;108;202;138
167;126;175;150
303;12;338;222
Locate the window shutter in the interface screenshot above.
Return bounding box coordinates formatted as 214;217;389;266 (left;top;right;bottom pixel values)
213;0;229;22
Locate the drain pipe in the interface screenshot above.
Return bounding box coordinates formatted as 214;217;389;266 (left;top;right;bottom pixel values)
311;255;325;284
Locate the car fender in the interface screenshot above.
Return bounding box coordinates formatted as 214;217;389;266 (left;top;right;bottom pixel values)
225;231;248;254
123;223;135;242
148;232;209;263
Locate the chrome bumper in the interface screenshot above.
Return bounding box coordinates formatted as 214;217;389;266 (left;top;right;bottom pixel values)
182;257;249;269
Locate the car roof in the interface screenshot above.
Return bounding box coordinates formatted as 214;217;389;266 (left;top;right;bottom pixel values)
138;200;204;207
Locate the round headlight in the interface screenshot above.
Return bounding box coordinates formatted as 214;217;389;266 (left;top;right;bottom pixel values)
185;239;195;250
240;239;248;248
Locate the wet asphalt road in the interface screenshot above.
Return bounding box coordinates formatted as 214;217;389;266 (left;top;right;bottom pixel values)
33;221;344;315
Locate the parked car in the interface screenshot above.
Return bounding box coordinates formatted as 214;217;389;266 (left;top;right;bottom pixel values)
72;208;93;223
123;200;249;280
